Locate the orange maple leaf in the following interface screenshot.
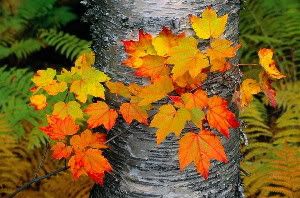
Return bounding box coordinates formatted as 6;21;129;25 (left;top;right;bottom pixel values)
152;27;185;56
150;104;191;144
178;130;228;179
29;94;47;110
259;71;277;107
84;101;118;130
119;102;149;124
207;38;240;61
190;7;228;39
135;55;170;80
122;30;156;68
206;96;239;137
51;142;72;160
70;129;107;151
210;58;231;72
258;48;285;79
181;90;208;109
68;148;112;185
40;115;79;140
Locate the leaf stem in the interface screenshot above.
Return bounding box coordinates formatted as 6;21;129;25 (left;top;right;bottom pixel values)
8;166;69;198
238;63;259;66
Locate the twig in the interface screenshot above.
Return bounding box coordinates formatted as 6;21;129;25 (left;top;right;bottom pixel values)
33;142;50;178
8;166;69;198
238;63;258;66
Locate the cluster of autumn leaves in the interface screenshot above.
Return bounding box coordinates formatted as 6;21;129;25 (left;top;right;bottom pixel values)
29;7;285;183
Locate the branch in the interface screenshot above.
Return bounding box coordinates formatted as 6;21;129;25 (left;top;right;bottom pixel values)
8;166;69;198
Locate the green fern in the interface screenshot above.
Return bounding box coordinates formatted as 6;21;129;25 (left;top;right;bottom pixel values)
240;0;300;81
0;0;83;62
39;29;92;60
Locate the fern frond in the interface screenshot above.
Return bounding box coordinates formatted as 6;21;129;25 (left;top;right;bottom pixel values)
11;39;42;60
240;0;300;80
0;135;92;197
39;29;92;60
0;66;45;143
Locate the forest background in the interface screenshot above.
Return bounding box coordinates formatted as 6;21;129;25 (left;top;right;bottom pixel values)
0;0;299;197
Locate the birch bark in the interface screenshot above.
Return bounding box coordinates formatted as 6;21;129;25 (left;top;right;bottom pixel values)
84;0;243;197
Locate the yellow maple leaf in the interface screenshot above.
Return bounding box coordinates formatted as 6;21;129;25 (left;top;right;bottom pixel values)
207;38;240;60
137;76;174;106
52;101;83;120
29;94;47;110
75;51;95;70
238;79;261;108
150;104;191;144
70;64;110;103
43;80;67;95
258;48;286;79
190;7;228;39
32;68;56;88
167;37;209;79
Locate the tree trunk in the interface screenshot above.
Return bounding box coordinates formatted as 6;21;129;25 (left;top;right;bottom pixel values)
84;0;243;197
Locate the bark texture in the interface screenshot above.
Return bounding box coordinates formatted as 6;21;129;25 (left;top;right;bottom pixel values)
84;0;243;197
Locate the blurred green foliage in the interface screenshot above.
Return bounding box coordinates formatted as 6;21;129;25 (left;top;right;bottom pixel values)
0;0;91;62
240;0;300;197
240;0;300;81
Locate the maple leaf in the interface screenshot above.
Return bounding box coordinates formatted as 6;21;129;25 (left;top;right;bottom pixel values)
123;30;156;57
190;7;228;39
210;58;231;72
52;101;83;120
51;142;72;160
234;79;261;108
206;96;239;137
207;38;240;60
181;90;208;109
57;68;80;84
105;81;131;98
29;94;47;110
259;71;277;107
258;48;286;79
119;102;149;124
135;55;170;80
70;129;107;151
32;68;56;88
70;68;110;103
167;37;209;79
75;51;95;70
173;72;207;89
137;76;174;106
178;130;228;179
122;30;156;68
84;101;118;130
43;80;67;96
152;27;185;56
150;104;191;144
68;148;112;185
190;108;205;128
40;115;79;140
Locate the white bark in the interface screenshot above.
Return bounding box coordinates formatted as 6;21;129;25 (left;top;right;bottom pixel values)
84;0;243;197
